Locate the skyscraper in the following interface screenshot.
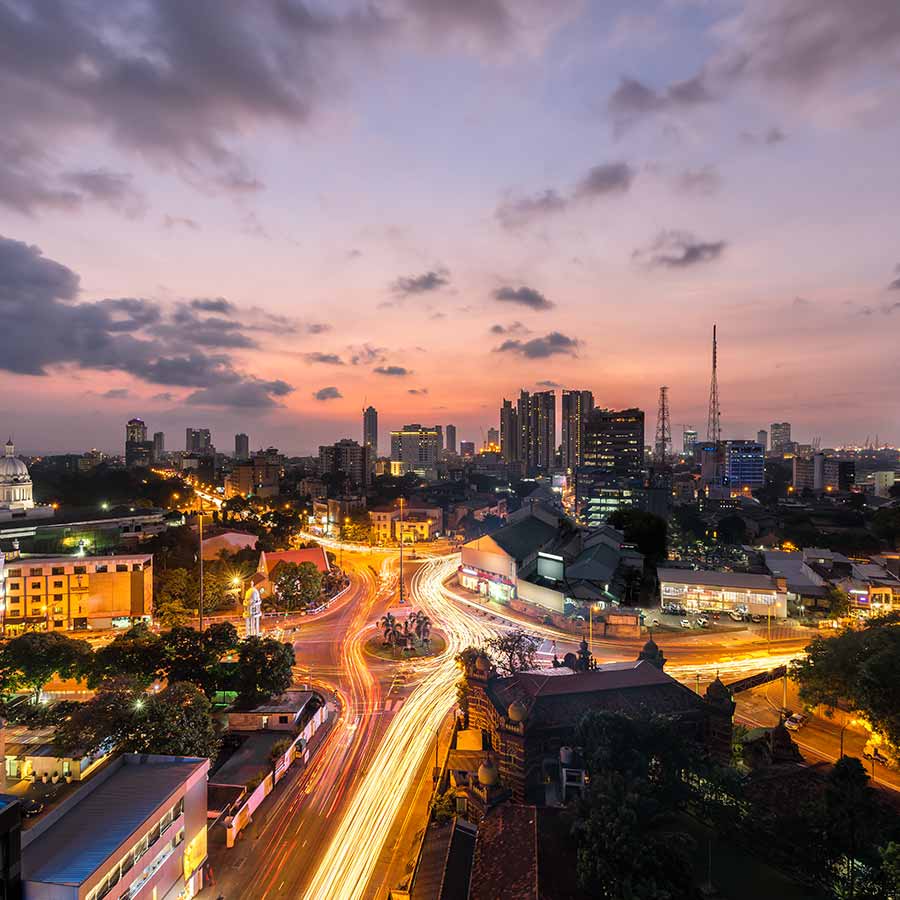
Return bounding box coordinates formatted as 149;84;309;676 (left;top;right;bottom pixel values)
126;418;147;444
125;418;152;468
390;424;439;479
770;422;792;453
725;440;765;489
682;429;698;457
363;406;378;457
756;429;768;451
319;439;370;490
581;408;645;479
235;433;250;460
516;390;556;475
561;389;594;471
435;425;444;453
446;424;457;455
152;431;165;463
499;399;518;465
186;428;212;455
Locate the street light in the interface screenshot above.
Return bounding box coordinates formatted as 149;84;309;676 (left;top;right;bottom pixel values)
340;516;350;569
588;603;601;654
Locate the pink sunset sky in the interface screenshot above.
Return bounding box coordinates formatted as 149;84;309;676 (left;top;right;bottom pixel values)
1;0;899;455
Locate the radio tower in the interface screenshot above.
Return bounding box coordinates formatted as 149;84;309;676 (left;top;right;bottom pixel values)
706;325;720;445
655;386;671;465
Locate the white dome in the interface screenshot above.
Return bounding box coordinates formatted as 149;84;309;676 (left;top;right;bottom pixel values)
0;442;30;483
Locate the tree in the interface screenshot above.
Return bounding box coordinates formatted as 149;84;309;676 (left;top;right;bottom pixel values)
88;622;165;689
154;567;197;624
824;584;851;619
380;612;402;648
716;514;748;546
233;636;295;709
873;507;900;549
55;678;221;760
792;615;900;748
160;624;239;698
272;561;323;611
485;628;539;675
608;509;668;561
1;631;92;703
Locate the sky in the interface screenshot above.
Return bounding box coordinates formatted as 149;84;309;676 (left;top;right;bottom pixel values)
1;0;899;456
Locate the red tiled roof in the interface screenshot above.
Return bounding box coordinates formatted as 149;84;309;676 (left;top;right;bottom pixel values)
262;547;330;574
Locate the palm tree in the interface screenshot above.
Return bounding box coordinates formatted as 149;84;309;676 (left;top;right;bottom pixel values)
379;613;397;646
413;612;432;646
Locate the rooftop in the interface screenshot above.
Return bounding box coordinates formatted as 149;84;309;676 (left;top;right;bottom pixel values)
657;568;779;590
260;547;330;574
240;689;315;716
474;516;559;563
22;754;207;887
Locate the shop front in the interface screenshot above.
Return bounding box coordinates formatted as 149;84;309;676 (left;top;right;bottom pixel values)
458;565;516;603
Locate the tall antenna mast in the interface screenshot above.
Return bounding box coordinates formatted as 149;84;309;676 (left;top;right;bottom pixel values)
654;386;671;465
706;325;720;445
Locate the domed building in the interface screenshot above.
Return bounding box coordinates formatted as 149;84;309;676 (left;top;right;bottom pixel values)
0;440;35;510
0;440;53;522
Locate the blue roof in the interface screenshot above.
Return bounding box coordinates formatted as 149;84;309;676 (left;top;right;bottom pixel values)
23;756;205;886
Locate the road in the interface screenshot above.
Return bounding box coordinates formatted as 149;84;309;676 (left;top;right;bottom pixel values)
202;548;823;900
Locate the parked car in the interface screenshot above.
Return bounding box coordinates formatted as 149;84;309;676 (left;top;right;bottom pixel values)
784;713;809;731
696;617;709;628
728;611;744;622
863;741;897;769
680;619;692;629
750;614;762;624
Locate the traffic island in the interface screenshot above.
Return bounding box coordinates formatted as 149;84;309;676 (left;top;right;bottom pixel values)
364;632;447;662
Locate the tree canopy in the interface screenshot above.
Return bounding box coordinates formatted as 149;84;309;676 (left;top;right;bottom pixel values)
232;636;295;709
1;631;92;702
485;629;539;675
272;561;323;611
607;509;668;561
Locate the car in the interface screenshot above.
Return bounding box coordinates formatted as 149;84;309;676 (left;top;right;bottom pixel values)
650;618;661;628
750;614;762;624
784;713;809;731
680;619;692;629
21;799;45;818
696;617;709;628
863;741;897;768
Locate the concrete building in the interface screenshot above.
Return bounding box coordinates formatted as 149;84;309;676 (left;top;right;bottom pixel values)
234;433;250;460
682;428;698;458
390;424;439;480
152;432;165;464
459;441;475;459
770;422;792;453
318;439;370;490
581;408;645;480
124;419;153;468
874;470;897;498
561;389;594;472
224;458;280;499
725;440;765;490
363;406;378;458
0;552;153;633
757;429;768;451
658;568;788;618
793;452;839;493
445;424;457;455
499;399;518;466
21;753;209;900
485;427;499;450
516;391;555;476
368;502;442;544
227;690;318;733
185;428;212;455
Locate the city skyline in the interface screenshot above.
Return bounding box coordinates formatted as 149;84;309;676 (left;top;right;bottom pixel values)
2;1;900;453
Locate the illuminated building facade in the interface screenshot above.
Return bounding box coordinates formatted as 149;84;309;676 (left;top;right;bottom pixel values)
516;390;556;476
581;408;644;479
658;568;788;618
724;440;765;489
770;422;792;453
390;424;440;479
561;389;594;472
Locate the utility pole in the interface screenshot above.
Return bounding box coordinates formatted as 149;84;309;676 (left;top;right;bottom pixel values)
654;386;671;465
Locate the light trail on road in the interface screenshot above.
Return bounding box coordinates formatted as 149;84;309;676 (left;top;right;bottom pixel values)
302;555;502;900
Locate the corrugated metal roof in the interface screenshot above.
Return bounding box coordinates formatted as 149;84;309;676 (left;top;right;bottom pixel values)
23;756;205;886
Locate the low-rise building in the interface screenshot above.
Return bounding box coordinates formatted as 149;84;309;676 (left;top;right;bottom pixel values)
657;568;788;618
836;561;900;616
21;753;209;900
227;690;319;732
4;723;110;785
225;457;281;499
0;552;153;633
256;548;331;601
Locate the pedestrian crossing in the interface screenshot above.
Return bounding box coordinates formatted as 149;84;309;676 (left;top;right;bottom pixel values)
347;698;406;716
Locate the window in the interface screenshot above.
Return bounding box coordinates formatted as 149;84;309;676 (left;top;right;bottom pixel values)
29;568;42;577
95;564;108;573
74;566;86;575
31;581;41;589
278;715;289;724
116;564;128;573
53;580;63;588
7;569;20;578
133;563;142;572
53;594;63;602
51;566;64;576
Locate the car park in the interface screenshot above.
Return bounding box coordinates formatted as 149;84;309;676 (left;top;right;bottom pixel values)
784;713;809;731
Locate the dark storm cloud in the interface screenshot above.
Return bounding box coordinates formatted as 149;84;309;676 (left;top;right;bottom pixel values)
390;268;450;296
305;352;345;365
497;161;634;228
632;231;727;269
492;286;553;311
313;386;342;401
0;234;293;408
495;332;580;359
374;365;411;376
